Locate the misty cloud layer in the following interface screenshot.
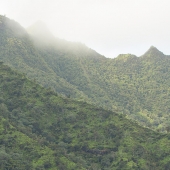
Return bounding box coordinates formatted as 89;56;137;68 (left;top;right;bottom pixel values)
1;0;170;58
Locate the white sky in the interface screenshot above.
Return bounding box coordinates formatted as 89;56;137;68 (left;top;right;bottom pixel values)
1;0;170;58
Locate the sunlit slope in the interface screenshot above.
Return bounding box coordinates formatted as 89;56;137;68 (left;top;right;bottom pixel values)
0;15;96;101
1;63;170;169
1;15;170;131
88;46;170;131
35;36;170;131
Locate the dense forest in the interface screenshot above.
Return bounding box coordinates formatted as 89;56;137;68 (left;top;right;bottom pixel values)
1;15;170;131
0;15;170;169
0;60;170;169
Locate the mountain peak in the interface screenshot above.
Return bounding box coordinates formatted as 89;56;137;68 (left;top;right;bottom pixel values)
0;15;27;36
148;46;160;52
142;46;164;58
27;21;55;43
27;20;51;35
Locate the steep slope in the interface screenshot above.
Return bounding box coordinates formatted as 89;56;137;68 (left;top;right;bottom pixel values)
1;63;170;169
25;20;170;130
37;43;170;131
0;15;103;101
1;15;170;131
81;47;170;131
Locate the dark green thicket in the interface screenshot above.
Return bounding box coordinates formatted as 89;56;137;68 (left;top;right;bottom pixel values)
1;15;170;131
0;16;170;169
0;60;170;169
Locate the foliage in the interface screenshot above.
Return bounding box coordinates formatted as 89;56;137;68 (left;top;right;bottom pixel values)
0;61;170;169
1;16;170;132
1;15;170;169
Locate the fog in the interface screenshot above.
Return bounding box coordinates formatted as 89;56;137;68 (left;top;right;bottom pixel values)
1;0;170;58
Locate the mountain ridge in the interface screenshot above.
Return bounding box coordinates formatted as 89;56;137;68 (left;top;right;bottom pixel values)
141;46;165;59
0;61;170;169
1;15;170;132
1;15;170;169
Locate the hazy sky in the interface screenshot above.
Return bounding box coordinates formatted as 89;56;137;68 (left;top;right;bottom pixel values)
1;0;170;58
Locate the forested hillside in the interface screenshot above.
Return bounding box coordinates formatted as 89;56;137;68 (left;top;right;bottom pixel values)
1;15;170;131
0;61;170;169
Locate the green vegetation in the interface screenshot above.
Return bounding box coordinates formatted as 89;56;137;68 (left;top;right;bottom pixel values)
1;15;170;168
1;15;170;131
0;60;170;169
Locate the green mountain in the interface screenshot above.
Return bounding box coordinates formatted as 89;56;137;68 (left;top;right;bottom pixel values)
0;59;170;169
0;15;104;102
1;15;170;169
1;15;170;132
